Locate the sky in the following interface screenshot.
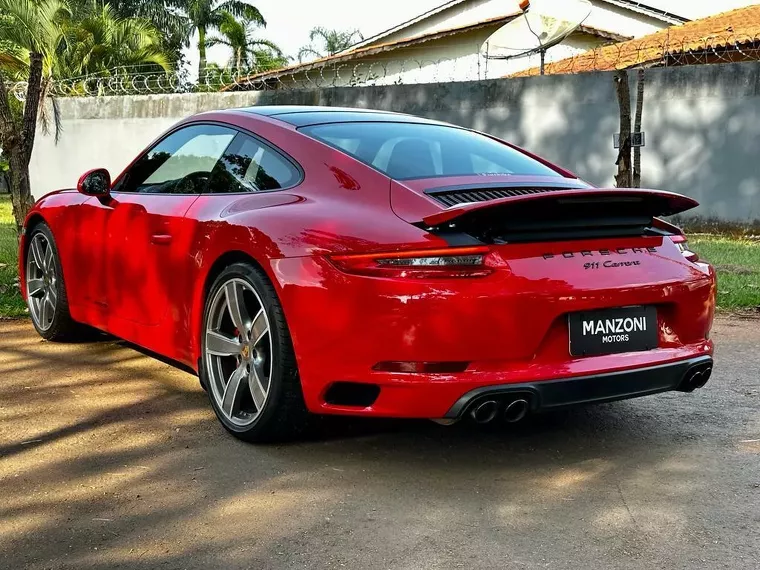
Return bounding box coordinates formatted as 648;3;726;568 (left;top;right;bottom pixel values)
188;0;760;72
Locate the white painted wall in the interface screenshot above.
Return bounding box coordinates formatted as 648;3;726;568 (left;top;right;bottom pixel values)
253;29;605;88
30;92;269;197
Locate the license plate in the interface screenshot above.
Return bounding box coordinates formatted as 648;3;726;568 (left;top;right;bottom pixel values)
568;306;658;357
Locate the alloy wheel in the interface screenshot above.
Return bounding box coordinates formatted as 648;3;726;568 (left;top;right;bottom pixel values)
205;278;273;427
26;233;58;332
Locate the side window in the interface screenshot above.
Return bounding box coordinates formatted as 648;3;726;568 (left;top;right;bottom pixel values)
207;133;300;194
115;124;236;194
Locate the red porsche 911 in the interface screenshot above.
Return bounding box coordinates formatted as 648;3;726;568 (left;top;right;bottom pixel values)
19;106;715;441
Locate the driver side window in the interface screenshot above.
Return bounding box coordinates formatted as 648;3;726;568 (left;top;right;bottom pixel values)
115;124;236;194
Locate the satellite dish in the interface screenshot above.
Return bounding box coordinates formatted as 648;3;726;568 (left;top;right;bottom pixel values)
482;0;592;74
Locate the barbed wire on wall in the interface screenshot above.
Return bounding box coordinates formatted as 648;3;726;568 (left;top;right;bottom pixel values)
5;32;760;98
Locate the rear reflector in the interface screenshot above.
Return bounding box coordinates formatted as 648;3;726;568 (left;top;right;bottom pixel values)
372;361;470;373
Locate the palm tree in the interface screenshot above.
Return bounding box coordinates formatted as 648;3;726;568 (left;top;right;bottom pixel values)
60;4;172;76
1;1;172;136
298;27;363;62
0;0;71;230
176;0;266;78
85;0;190;65
0;0;174;230
206;11;286;72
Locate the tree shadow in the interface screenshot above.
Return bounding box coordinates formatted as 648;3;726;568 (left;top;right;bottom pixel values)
1;318;757;569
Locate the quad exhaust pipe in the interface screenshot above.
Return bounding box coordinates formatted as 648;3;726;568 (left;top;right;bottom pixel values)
470;400;499;424
469;396;531;424
678;361;713;392
504;398;529;423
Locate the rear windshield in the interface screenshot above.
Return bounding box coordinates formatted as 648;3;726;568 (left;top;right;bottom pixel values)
300;121;562;180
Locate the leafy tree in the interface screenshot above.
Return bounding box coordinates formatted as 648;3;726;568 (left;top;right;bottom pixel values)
59;3;172;76
298;27;363;62
85;0;189;66
0;0;70;231
206;11;286;72
248;47;290;73
176;0;265;79
0;0;173;231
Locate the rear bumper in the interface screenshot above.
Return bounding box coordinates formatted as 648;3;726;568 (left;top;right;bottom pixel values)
444;355;713;419
272;254;715;418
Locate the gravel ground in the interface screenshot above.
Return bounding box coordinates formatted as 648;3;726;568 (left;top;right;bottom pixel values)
0;317;758;570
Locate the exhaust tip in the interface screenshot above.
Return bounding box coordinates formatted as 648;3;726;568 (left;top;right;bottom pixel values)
470;400;499;424
678;363;713;392
504;398;530;423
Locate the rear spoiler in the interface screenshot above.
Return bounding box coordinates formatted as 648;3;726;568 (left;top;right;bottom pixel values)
421;188;698;228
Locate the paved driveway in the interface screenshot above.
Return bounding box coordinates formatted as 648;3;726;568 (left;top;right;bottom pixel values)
0;318;758;569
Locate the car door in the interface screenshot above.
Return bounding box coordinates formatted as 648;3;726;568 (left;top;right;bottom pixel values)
101;124;237;333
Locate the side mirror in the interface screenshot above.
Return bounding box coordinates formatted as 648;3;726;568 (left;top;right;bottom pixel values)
77;168;111;197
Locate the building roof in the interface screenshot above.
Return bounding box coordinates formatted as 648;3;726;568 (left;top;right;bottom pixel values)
345;0;687;53
224;14;628;89
510;4;760;77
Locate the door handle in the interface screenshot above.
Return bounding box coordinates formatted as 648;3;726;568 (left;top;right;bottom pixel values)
150;233;173;245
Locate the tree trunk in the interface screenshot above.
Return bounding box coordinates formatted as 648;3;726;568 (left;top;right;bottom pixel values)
632;69;645;188
198;26;207;79
614;69;632;189
6;147;35;234
0;53;44;233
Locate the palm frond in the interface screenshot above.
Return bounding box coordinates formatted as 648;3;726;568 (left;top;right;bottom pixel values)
215;0;265;26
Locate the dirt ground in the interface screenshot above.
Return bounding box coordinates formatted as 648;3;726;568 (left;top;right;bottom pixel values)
0;317;758;570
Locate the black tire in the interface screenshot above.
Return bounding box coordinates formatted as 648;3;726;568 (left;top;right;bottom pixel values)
25;222;85;341
200;262;309;442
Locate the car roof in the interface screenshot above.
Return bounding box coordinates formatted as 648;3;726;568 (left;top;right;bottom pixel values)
233;105;452;128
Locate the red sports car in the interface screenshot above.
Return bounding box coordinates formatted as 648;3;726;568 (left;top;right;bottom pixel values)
20;106;715;441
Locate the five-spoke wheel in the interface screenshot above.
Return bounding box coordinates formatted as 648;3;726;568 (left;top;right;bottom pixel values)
24;223;80;341
205;278;273;427
26;232;58;332
201;263;308;442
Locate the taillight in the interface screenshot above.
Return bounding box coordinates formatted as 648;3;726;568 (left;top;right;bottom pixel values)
671;235;698;262
329;246;494;278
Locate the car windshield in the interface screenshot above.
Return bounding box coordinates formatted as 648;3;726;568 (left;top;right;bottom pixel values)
300;121;562;180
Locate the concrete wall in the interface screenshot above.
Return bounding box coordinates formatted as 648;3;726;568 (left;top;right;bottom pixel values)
31;61;760;225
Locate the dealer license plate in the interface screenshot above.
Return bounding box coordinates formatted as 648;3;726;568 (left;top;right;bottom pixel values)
568;306;658;357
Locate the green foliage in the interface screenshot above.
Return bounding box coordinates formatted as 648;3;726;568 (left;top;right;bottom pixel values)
298;27;363;62
690;235;760;310
206;11;287;72
0;0;173;82
70;0;189;66
0;0;72;80
0;196;26;318
59;3;172;76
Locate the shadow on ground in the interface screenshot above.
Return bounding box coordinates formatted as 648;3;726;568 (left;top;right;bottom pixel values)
0;318;758;570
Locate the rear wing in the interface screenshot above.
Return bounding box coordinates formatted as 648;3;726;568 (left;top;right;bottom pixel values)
419;188;698;243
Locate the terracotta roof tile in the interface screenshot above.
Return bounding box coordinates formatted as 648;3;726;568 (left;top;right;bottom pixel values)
510;4;760;77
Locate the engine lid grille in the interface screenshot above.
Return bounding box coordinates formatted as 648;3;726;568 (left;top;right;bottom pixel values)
427;186;583;207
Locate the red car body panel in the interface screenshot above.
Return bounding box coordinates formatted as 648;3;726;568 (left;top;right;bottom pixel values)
20;107;716;419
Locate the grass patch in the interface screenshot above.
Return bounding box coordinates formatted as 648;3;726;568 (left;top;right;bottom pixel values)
0;196;27;318
689;235;760;311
